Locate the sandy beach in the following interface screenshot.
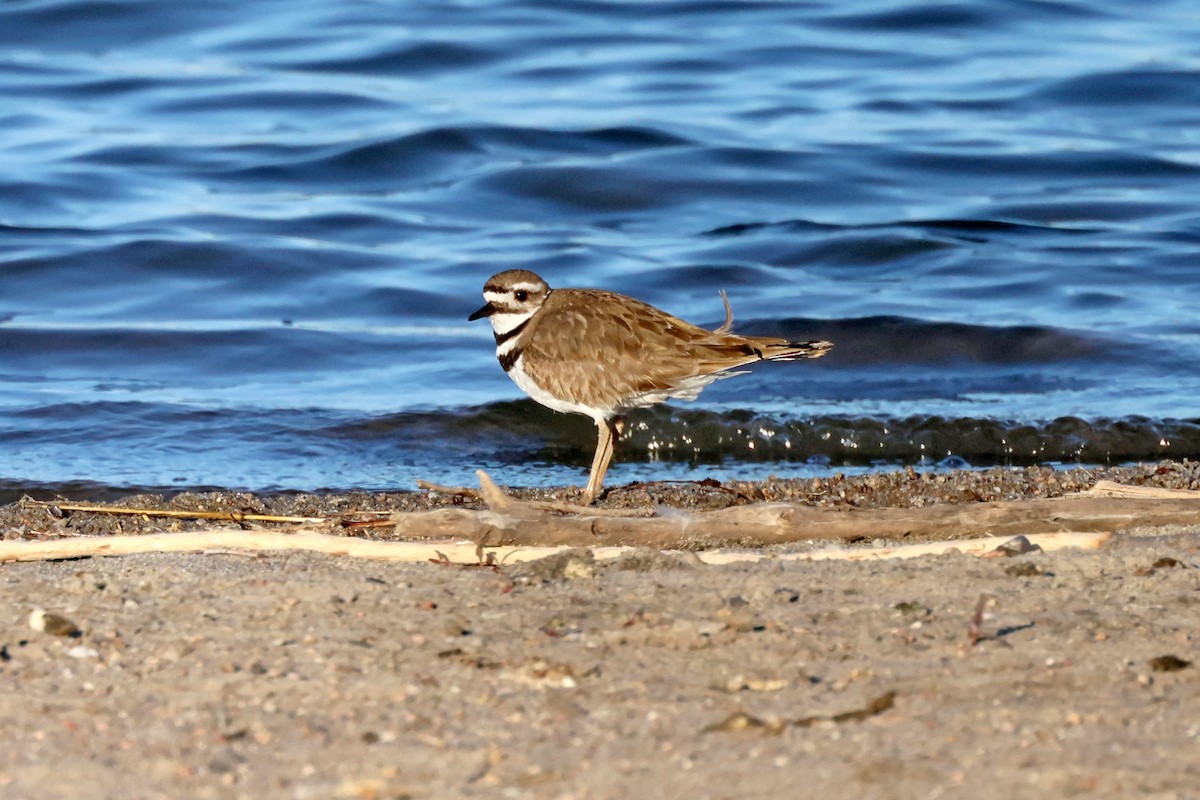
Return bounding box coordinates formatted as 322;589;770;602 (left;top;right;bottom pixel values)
1;463;1198;799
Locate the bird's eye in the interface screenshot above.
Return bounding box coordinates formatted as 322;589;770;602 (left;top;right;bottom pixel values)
515;290;529;302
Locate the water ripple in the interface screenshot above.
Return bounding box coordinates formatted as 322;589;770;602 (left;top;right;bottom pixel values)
2;0;1199;491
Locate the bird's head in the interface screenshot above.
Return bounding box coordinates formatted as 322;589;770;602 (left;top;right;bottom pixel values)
468;269;551;330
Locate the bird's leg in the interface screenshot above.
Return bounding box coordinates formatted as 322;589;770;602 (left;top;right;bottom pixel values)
582;416;622;504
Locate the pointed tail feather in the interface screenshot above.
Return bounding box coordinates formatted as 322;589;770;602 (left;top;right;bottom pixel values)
708;291;828;360
758;339;834;361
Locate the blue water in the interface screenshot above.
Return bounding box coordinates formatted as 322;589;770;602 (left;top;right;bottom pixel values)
2;0;1199;495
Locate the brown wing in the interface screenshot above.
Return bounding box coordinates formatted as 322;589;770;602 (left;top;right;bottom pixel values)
519;288;769;411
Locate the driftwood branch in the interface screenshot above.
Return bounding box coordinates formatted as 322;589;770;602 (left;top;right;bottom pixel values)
384;473;1200;548
0;529;1111;565
3;473;1196;566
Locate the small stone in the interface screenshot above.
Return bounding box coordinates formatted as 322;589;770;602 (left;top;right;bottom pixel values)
892;601;929;617
65;646;99;659
562;557;594;580
988;535;1043;558
1148;655;1191;673
442;618;472;637
29;609;82;638
703;711;784;735
514;549;596;582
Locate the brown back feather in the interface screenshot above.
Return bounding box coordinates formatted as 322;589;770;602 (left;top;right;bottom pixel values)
519;288;829;410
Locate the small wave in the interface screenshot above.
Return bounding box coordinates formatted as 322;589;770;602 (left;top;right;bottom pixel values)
0;478;167;506
1033;68;1200;109
701;216;1102;238
293;41;503;76
812;4;996;33
465;125;690;155
2;400;1198;495
617;410;1200;468
216;124;689;192
446;403;1200;468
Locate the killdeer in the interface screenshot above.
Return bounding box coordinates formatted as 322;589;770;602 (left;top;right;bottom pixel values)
469;270;833;503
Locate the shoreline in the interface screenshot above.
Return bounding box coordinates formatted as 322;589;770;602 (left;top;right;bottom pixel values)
1;462;1198;798
5;460;1200;540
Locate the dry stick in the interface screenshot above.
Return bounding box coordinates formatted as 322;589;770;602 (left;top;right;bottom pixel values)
20;498;325;525
20;498;400;528
471;470;649;517
415;479;482;499
475;469;519;511
0;529;1111;565
0;530;472;563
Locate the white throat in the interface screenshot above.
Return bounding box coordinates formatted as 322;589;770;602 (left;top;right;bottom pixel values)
490;310;536;336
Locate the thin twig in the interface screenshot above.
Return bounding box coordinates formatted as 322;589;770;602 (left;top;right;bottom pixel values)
472;471;651;517
968;593;995;646
339;516;402;530
20;498;324;525
415;480;482;499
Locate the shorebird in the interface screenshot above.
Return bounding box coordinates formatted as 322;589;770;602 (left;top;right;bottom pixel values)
469;270;833;503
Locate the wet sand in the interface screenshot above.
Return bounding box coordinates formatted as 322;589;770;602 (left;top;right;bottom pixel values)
2;463;1198;799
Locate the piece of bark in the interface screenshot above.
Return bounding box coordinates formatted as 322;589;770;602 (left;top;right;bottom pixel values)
1084;480;1200;499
